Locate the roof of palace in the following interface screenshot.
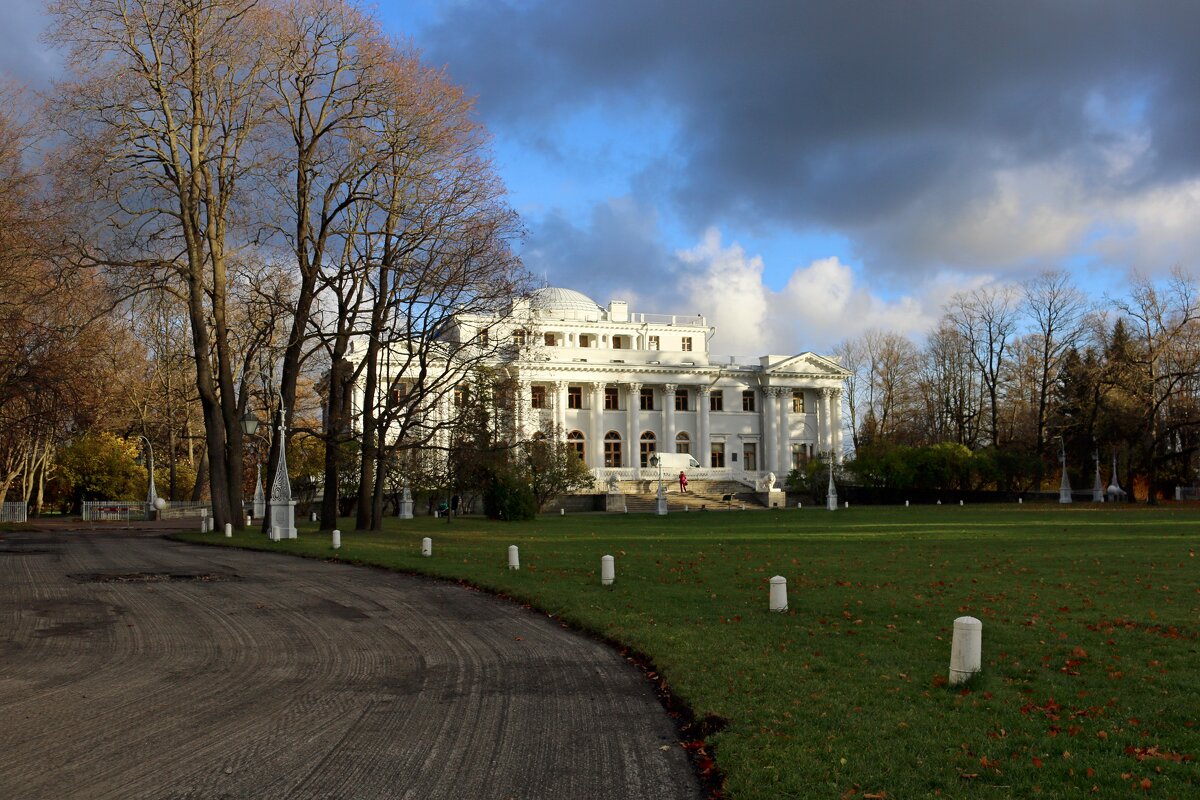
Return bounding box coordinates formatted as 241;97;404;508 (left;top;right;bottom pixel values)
529;287;605;317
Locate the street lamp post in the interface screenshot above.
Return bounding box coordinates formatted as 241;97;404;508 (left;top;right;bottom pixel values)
240;412;267;520
137;435;159;521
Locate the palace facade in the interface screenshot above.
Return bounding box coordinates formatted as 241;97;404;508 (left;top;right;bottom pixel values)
354;287;848;483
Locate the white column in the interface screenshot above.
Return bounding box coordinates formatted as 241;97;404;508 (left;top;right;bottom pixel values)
832;388;844;463
554;380;568;442
762;388;776;474
515;379;530;439
589;382;604;470
662;383;676;457
778;387;791;474
820;388;832;455
697;386;711;467
626;381;641;472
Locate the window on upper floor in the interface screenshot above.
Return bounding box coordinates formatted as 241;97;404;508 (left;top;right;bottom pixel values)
513;329;528;346
568;386;582;409
675;388;689;411
531;385;547;409
710;391;724;412
604;386;619;410
648;335;660;350
478;328;489;347
681;336;693;352
792;390;805;413
544;332;558;346
579;334;594;348
388;383;408;407
640;387;654;410
454;387;467;407
612;335;627;349
742;390;756;412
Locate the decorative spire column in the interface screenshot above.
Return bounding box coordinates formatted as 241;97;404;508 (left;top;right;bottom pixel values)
1058;439;1072;504
270;404;297;538
1092;446;1104;502
698;386;711;468
253;464;266;518
826;458;838;511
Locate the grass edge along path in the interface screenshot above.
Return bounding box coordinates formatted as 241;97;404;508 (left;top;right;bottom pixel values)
179;505;1200;800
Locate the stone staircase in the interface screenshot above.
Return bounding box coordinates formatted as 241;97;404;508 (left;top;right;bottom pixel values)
610;479;763;513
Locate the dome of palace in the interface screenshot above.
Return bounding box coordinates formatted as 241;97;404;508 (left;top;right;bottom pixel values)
528;287;605;317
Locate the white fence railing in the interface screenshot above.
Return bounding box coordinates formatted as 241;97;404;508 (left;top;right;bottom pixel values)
1176;486;1200;500
591;466;758;486
0;502;27;523
157;502;211;520
82;501;150;521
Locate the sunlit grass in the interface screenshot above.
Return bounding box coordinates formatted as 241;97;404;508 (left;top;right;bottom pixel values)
181;505;1200;799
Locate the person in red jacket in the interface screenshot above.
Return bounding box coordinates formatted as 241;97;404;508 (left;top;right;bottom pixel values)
679;471;688;493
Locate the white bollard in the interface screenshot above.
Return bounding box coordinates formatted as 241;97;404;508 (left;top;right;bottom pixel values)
560;508;565;516
332;529;341;549
271;526;281;541
508;545;519;570
905;500;910;507
601;554;615;586
1018;497;1023;504
769;575;788;612
844;501;849;509
937;500;942;505
960;500;964;506
311;511;317;523
224;522;232;538
421;537;432;557
949;616;983;686
797;501;802;509
245;514;252;527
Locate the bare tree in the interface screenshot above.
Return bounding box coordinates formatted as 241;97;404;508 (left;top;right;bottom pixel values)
1023;270;1087;467
946;285;1020;447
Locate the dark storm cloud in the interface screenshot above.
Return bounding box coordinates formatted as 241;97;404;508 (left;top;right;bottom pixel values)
520;198;684;308
423;1;1200;270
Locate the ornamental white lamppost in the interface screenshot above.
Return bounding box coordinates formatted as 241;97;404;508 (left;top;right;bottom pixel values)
654;454;668;515
826;456;838;511
137;435;159;521
269;394;297;539
239;411;267;520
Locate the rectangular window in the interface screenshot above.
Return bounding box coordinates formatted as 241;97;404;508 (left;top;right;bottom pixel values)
544;332;558;346
710;442;725;468
604;386;619;410
388;383;408;407
568;386;582;409
531;385;547;409
513;329;528;346
612;336;626;349
681;336;693;352
604;438;622;468
743;443;757;471
640;387;654;411
674;388;688;411
792;390;805;413
478;328;489;346
453;387;467;407
709;392;723;412
579;334;593;348
742;390;756;412
791;443;806;471
676;435;690;455
648;335;660;350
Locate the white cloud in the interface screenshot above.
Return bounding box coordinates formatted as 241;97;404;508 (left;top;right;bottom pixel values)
675;228;949;356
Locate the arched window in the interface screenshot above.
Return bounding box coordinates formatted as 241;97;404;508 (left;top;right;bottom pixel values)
567;430;585;461
639;431;657;467
675;432;690;455
604;431;622;468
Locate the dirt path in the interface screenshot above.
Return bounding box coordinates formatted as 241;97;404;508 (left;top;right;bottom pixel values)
0;525;700;799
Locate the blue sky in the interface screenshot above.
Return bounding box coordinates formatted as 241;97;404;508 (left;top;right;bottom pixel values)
8;1;1200;355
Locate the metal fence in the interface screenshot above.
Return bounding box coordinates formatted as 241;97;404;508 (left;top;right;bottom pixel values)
82;501;150;521
0;502;27;523
157;502;211;519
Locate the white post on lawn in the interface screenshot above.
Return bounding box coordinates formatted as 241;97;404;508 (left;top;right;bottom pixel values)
601;554;615;586
949;616;983;686
200;517;207;533
769;575;788;612
421;537;432;557
332;529;341;549
224;523;232;538
508;545;520;570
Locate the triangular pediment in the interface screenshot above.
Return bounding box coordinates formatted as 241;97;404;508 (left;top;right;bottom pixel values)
764;352;849;377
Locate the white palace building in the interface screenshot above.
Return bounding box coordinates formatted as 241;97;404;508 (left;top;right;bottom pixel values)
356;287;848;484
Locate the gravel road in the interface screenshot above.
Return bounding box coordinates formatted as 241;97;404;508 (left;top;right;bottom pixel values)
0;525;701;800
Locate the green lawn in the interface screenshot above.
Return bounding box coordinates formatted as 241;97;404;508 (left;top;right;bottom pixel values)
181;505;1199;799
